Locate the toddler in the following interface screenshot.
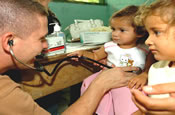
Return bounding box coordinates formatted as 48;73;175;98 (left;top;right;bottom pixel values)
68;5;149;115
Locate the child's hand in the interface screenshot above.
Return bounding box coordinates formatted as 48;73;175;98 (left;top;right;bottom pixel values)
93;58;107;69
128;72;148;90
93;58;115;70
67;50;84;61
92;49;109;69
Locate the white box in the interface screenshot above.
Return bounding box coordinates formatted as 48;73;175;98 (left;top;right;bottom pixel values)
80;32;112;45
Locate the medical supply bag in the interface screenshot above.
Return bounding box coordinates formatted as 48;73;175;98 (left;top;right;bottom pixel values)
65;19;104;41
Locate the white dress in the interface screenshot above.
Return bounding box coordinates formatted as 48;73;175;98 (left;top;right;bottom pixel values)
148;60;175;98
104;41;148;70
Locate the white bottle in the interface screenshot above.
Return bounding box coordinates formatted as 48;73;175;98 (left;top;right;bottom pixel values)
44;23;66;56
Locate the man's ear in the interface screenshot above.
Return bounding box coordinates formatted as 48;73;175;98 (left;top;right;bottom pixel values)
1;32;15;53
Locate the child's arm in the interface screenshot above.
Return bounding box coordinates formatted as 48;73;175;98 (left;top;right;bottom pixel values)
128;72;148;90
128;52;156;89
67;46;107;61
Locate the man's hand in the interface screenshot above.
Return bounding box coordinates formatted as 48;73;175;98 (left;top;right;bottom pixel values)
94;66;139;91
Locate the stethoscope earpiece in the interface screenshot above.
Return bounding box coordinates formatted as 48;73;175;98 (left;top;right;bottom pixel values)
8;40;14;46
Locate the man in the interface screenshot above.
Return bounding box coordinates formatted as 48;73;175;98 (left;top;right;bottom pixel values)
0;0;50;114
0;0;138;114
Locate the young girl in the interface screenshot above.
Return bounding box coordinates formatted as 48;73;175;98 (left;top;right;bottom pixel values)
68;5;149;115
136;0;175;99
130;0;175;114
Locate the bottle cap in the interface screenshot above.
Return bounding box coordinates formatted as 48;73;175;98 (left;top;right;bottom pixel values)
50;23;61;32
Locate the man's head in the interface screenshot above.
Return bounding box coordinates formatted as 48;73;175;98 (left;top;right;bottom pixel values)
34;0;51;9
0;0;48;37
0;0;48;72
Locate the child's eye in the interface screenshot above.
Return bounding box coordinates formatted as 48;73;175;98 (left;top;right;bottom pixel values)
154;30;161;36
120;28;125;32
111;27;115;31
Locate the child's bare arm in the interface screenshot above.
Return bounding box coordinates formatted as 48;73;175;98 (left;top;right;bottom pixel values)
67;46;107;61
128;72;148;89
93;46;107;61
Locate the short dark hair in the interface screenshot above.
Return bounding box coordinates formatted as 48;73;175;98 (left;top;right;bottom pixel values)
0;0;48;37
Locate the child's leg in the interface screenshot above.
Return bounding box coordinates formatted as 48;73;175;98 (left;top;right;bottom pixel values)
81;71;101;95
111;87;138;115
81;71;114;115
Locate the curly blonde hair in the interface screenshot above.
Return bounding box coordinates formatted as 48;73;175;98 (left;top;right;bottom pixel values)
135;0;175;26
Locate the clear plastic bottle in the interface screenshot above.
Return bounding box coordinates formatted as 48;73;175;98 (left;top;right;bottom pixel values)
44;23;66;56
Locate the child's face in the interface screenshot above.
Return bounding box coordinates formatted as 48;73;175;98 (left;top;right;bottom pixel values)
110;17;138;48
145;15;175;61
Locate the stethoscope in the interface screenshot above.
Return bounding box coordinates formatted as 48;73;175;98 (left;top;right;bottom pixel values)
35;56;112;76
8;39;112;76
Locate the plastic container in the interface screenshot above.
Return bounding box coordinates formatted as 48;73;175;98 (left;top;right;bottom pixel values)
44;23;66;56
80;32;112;45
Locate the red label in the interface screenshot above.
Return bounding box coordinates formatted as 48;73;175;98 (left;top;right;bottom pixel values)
44;46;65;53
